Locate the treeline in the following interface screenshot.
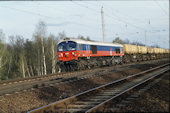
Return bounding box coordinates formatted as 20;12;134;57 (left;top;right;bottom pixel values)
112;37;160;48
0;21;90;80
1;21;160;80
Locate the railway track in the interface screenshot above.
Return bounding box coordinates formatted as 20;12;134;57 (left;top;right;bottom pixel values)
28;63;169;113
0;58;168;86
0;59;168;96
104;71;169;112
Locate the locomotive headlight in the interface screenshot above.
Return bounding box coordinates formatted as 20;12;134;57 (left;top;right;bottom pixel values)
72;52;77;56
61;53;63;57
58;53;63;57
74;52;77;56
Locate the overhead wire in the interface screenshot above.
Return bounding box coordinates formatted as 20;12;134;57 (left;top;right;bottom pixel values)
78;1;150;41
76;2;168;38
0;5;63;20
1;2;168;46
0;4;106;36
154;0;169;17
99;1;147;24
72;1;149;32
86;1;167;33
71;1;147;40
71;1;122;34
161;0;169;9
74;1;168;48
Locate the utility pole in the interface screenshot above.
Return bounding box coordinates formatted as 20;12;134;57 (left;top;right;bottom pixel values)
101;6;105;42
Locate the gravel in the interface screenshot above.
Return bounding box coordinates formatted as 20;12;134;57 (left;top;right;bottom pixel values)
121;71;169;112
0;59;169;113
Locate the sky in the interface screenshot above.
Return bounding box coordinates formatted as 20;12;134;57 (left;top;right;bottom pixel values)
0;0;169;49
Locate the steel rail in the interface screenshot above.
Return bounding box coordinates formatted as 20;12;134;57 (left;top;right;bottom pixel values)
1;60;167;96
28;63;169;113
0;63;130;96
0;58;168;86
86;66;169;112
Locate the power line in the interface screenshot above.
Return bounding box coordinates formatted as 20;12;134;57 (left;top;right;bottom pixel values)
74;1;169;43
104;11;146;31
70;1;120;33
70;1;169;44
100;2;147;24
161;0;169;9
154;0;169;17
94;1;153;30
1;2;167;45
0;4;104;33
0;5;61;20
71;1;148;31
71;1;100;14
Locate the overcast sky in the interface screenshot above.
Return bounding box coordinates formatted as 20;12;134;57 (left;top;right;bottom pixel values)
0;1;169;48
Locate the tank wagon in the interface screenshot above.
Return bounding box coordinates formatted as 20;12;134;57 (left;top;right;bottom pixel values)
57;38;124;71
123;44;150;62
57;38;169;72
123;44;169;63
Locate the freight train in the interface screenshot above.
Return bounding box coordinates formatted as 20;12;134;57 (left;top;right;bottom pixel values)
57;38;169;72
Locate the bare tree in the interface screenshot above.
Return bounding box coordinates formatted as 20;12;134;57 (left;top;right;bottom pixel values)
58;31;66;40
112;37;123;44
34;21;47;75
0;30;7;70
48;34;57;74
123;38;130;44
19;53;26;78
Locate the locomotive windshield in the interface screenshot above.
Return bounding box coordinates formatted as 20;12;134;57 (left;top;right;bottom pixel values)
58;42;67;52
57;41;76;52
68;42;76;51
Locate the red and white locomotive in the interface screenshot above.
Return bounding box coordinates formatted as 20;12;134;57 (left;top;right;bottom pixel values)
57;38;124;72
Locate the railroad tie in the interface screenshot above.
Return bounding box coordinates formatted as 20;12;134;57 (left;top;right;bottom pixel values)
126;97;135;100
116;104;126;107
73;101;100;105
120;100;131;104
57;108;88;112
67;104;94;109
108;108;120;112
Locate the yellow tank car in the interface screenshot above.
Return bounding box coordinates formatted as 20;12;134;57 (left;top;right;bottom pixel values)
137;46;147;54
166;49;170;53
147;47;154;54
165;49;167;53
123;44;138;54
159;48;162;54
154;48;159;54
161;48;164;53
165;49;168;53
162;49;166;54
164;49;166;53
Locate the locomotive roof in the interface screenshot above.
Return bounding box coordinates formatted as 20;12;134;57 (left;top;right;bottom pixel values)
58;38;123;47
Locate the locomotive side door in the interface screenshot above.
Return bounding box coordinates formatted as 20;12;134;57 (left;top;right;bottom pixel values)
86;44;90;58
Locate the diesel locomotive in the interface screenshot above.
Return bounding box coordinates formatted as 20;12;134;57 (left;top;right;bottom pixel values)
57;38;169;72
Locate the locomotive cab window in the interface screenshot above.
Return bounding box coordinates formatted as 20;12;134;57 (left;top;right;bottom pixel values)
58;42;66;52
92;45;97;54
116;48;120;54
68;42;76;51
